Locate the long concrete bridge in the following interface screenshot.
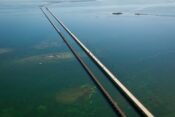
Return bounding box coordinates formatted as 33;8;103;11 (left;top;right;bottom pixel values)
41;7;154;117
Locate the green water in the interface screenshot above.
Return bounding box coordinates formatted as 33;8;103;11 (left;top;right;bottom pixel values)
0;7;117;117
1;0;175;117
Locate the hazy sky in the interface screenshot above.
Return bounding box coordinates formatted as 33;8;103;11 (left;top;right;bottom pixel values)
0;0;175;7
1;0;175;3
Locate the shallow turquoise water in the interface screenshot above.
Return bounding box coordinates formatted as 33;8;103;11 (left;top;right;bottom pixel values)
0;0;175;117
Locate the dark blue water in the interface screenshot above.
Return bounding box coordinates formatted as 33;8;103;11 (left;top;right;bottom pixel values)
50;3;175;116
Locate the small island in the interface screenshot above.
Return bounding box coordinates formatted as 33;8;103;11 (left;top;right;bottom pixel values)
112;12;123;15
135;13;148;16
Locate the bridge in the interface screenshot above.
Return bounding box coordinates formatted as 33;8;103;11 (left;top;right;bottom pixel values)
40;7;154;117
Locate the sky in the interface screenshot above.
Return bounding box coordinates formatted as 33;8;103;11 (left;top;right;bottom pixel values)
0;0;175;8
